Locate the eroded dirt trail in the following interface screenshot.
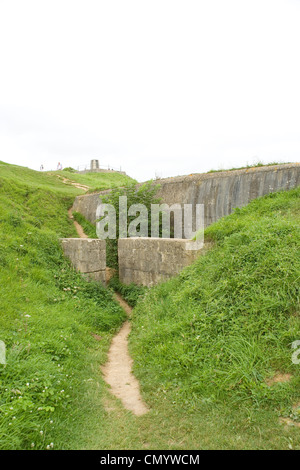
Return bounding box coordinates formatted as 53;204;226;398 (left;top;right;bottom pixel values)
68;208;88;238
57;174;90;191
101;301;149;416
68;208;149;416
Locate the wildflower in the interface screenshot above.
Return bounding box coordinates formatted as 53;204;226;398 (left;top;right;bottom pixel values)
31;443;35;448
40;430;43;435
50;443;54;448
24;314;31;318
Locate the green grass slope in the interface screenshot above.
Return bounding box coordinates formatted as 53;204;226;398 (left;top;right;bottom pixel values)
130;188;300;424
0;161;134;195
0;162;126;450
1;161;299;450
48;168;135;193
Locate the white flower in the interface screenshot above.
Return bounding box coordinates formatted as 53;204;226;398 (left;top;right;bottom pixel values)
31;443;35;448
24;314;31;318
40;430;43;435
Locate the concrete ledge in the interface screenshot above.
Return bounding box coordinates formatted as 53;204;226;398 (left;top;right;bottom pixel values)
72;163;300;227
60;238;106;285
118;237;203;286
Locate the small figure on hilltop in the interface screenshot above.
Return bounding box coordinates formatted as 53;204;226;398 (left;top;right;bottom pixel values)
40;164;44;171
57;162;63;170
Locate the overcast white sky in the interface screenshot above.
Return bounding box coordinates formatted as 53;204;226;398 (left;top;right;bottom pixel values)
0;0;299;182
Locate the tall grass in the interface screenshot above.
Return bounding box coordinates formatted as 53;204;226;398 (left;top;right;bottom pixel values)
0;163;125;449
130;188;300;416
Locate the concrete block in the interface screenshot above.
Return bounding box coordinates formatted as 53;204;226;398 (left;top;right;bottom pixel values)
60;238;106;285
118;237;203;286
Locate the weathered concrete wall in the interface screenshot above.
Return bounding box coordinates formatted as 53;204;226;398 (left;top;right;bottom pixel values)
118;237;203;286
60;238;106;284
155;163;300;229
72;163;300;231
69;163;300;287
72;190;111;224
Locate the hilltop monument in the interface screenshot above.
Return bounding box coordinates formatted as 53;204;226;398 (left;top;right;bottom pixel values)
90;159;99;171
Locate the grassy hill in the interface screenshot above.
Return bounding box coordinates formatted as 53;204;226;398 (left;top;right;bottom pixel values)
0;160;299;450
128;187;300;446
48;168;134;193
0;161;134;194
0;162;128;449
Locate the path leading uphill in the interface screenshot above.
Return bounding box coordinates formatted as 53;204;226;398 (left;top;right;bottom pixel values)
68;209;88;239
57;174;90;191
101;294;149;416
68;207;149;416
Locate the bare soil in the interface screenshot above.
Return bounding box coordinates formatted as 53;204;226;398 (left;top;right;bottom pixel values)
265;372;292;386
56;174;89;191
68;210;148;416
101;317;149;416
68;208;88;238
102;292;149;415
